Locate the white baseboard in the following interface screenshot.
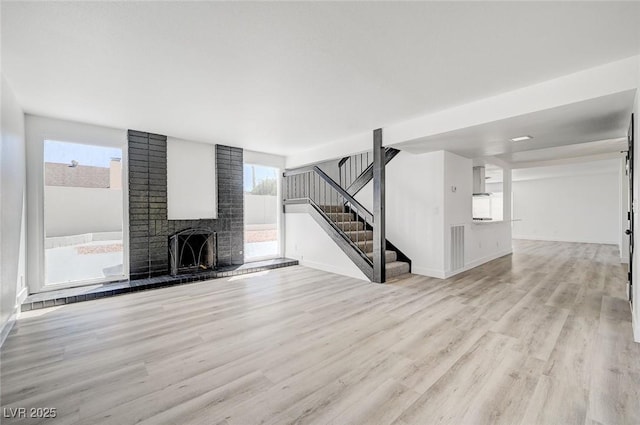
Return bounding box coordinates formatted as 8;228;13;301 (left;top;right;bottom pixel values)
633;305;640;343
512;235;617;245
445;249;513;279
1;288;30;348
17;286;28;305
297;259;370;282
0;308;18;348
412;266;446;279
409;250;513;280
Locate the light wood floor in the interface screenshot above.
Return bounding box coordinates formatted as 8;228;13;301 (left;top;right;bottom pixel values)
2;240;639;425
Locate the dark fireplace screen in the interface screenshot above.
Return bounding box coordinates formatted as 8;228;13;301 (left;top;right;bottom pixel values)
169;229;217;276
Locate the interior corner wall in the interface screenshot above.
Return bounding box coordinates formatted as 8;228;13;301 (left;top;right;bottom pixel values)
356;150;512;279
443;153;512;277
285;211;368;281
512;171;619;244
443;152;472;274
1;76;27;344
355;150;446;278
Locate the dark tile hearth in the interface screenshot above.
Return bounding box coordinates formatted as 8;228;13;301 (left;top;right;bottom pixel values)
21;258;298;311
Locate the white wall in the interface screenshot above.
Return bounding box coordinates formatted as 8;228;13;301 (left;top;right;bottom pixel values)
244;150;285;170
285;211;368;281
44;186;123;237
355;151;511;279
355;151;446;277
286;149;514;280
26;115;127;293
444;153;513;277
444;152;472;273
166;137;217;220
315;157;342;185
1;76;27;345
632;65;640;343
288;150;447;279
513;166;619;244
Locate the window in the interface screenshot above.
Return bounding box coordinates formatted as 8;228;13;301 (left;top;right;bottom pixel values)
44;140;125;286
244;164;280;260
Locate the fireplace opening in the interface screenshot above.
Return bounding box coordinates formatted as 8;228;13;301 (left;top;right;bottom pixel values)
169;229;217;276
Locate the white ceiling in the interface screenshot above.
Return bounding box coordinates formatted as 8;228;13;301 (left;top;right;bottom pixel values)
512;158;621;182
504;138;627;167
2;2;640;155
484;164;504;184
391;90;636;160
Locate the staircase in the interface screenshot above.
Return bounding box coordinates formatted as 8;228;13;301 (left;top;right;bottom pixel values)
283;155;411;282
320;204;410;279
339;147;400;196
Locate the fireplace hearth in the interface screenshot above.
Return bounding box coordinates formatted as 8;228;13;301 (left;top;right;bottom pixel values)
169;229;217;276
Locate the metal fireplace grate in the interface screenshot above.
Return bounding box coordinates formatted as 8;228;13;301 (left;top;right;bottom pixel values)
169;229;217;276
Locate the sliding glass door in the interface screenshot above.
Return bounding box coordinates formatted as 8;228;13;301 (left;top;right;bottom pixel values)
44;140;125;287
243;163;280;261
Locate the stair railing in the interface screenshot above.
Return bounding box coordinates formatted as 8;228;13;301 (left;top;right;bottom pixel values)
338;148;400;196
283;166;375;261
338;151;373;190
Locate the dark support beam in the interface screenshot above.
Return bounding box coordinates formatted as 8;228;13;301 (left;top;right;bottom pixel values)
372;128;386;283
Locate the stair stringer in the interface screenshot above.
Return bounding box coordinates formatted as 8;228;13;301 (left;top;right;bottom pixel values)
286;203;374;281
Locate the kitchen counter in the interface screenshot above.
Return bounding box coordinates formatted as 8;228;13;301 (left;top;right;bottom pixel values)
472;219;504;224
472;219;520;225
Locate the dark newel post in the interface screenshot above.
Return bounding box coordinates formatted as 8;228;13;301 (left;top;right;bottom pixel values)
373;128;386;283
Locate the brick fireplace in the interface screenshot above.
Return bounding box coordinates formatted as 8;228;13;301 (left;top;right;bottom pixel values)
127;130;244;280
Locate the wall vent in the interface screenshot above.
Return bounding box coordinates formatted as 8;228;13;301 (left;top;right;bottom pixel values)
451;225;465;271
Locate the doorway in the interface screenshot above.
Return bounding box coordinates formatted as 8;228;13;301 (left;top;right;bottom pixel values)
627;113;635;303
43;140;125;287
243;163;280;261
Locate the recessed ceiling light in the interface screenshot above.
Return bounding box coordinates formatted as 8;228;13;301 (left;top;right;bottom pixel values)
511;135;533;142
